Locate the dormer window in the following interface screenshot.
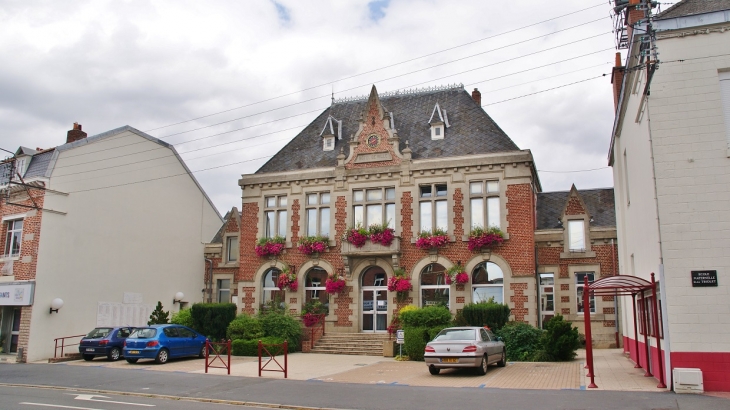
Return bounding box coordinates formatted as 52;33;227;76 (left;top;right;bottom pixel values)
428;102;450;140
15;158;27;178
568;220;586;252
323;136;334;151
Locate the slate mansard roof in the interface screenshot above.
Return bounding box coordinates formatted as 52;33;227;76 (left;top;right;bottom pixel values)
536;188;616;230
256;85;521;173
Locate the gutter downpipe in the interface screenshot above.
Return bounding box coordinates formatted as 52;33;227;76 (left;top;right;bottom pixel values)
645;100;671;389
205;258;213;303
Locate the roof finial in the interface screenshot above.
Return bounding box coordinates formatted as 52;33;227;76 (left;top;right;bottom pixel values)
331;84;335;105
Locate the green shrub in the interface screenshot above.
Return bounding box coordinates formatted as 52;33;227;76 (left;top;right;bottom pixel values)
231;337;285;356
399;306;452;328
302;300;328;315
403;327;431;361
258;312;302;352
170;308;194;329
496;322;544;362
226;314;264;341
461;301;511;330
148;301;170;325
541;315;580;361
190;303;237;341
452;310;469;326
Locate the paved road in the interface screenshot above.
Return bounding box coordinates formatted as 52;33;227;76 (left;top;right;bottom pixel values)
0;386;271;410
0;363;728;410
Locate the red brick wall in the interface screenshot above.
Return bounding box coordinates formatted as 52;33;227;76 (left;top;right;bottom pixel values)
500;184;535;277
345;95;401;170
537;243;618;279
509;282;528;322
0;187;45;281
239;202;259;282
565;196;585;215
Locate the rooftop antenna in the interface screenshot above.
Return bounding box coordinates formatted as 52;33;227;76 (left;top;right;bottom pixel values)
331;85;335;105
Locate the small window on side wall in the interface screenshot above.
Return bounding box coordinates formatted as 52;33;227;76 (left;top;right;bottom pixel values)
568;220;585;252
226;236;238;263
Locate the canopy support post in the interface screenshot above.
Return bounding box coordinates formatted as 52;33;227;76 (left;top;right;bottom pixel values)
584;275;597;388
651;273;666;388
632;294;641;368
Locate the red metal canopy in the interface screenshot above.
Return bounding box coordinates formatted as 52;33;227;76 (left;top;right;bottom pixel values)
589;275;652;296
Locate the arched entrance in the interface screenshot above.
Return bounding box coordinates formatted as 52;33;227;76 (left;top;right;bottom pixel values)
361;266;388;332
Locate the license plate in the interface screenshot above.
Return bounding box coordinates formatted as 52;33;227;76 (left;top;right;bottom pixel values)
441;358;458;363
128;350;140;354
85;348;95;352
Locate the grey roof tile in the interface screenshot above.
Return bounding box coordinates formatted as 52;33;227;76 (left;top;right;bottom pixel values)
656;0;730;19
536;188;616;230
256;86;520;173
24;150;55;179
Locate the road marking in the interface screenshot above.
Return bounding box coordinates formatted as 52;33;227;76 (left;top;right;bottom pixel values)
20;403;103;410
66;394;155;407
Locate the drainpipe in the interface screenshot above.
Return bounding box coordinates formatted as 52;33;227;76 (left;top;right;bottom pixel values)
205;258;213;303
612;239;620;348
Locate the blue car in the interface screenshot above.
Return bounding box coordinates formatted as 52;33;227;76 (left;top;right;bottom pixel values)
79;327;134;361
123;324;207;364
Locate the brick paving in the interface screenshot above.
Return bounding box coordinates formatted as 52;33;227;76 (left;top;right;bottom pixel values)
56;349;673;392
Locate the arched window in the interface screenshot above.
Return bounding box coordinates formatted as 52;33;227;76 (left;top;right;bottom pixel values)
304;267;329;314
261;268;283;311
420;263;449;308
472;262;504;304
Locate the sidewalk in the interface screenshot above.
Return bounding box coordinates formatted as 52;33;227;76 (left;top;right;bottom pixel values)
57;348;670;392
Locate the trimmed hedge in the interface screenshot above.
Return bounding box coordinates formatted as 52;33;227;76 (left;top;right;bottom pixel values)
399;306;452;328
190;303;237;341
496;322;544;362
403;327;430;361
226;314;263;341
460;301;511;330
231;337;285;356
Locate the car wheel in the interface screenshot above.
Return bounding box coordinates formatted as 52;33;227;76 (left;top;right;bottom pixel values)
476;356;488;375
428;366;440;375
155;348;169;364
126;358;138;364
82;354;95;361
107;347;121;361
198;345;206;358
497;350;506;367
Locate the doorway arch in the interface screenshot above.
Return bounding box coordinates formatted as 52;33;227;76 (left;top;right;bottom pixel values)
360;266;388;332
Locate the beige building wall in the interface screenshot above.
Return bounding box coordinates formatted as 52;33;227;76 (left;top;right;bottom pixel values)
26;127;221;362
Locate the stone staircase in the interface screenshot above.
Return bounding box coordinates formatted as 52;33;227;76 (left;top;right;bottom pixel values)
310;332;391;356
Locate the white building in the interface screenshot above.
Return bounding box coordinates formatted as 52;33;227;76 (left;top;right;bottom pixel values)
609;0;730;391
0;124;221;362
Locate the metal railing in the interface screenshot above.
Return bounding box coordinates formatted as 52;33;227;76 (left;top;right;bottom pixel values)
53;334;85;359
204;339;231;375
258;339;288;378
309;314;326;350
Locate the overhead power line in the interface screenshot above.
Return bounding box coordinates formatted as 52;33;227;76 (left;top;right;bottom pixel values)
143;2;607;132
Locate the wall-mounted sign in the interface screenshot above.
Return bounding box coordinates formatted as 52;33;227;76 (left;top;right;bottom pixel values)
691;270;718;287
0;281;35;306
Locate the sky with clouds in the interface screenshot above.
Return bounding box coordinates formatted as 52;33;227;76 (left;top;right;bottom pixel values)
0;0;625;215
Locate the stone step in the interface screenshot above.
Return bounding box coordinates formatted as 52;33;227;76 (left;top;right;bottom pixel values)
308;332;391;356
48;353;82;363
309;348;383;356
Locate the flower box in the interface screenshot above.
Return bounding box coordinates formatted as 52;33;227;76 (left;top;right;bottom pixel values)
468;226;504;252
255;236;286;258
416;228;449;250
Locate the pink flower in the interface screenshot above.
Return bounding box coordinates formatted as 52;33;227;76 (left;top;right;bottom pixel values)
325;277;346;294
347;229;368;247
455;272;470;284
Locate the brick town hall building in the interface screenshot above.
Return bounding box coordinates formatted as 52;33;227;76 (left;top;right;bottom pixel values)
206;84;619;346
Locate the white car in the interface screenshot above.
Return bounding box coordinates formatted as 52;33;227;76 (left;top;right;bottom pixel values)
424;326;506;375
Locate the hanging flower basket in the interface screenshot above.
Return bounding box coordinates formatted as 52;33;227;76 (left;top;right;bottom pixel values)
276;266;298;292
302;313;322;327
467;226;505;252
415;228;449;250
297;235;329;255
325;272;346;295
388;268;413;295
445;264;470;285
369;223;395;246
255;236;285;258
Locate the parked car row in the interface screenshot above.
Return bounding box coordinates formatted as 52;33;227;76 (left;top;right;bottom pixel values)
79;324;207;364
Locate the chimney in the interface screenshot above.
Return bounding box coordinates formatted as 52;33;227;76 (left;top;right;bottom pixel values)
611;52;625;111
66;122;87;144
471;88;481;106
626;0;645;44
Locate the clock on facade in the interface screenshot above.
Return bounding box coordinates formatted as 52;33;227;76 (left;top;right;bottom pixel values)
367;134;380;148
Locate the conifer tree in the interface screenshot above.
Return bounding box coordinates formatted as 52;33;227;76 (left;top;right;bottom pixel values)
148;301;170;325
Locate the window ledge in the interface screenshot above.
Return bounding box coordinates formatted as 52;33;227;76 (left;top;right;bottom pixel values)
0;256;20;262
219;261;240;268
560;251;596;259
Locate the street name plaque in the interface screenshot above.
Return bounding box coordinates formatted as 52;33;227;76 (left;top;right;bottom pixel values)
691;270;718;287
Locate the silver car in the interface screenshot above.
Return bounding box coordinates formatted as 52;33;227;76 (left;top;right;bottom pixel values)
424;326;506;375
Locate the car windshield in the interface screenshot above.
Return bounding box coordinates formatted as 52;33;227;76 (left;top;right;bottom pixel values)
129;328;157;339
434;329;476;341
85;328;112;339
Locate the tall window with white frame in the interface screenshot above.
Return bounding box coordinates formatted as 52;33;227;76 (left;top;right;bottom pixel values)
568;220;585;252
264;196;287;238
576;272;595;313
472;262;504;304
262;268;283;310
419;184;448;232
226;236;238;263
4;219;23;258
469;181;500;230
304;267;329;314
539;273;555;327
217;279;230;303
353;187;395;228
421;263;449;308
306;192;330;237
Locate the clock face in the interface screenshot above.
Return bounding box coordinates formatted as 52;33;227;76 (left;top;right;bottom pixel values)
367;134;380;148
